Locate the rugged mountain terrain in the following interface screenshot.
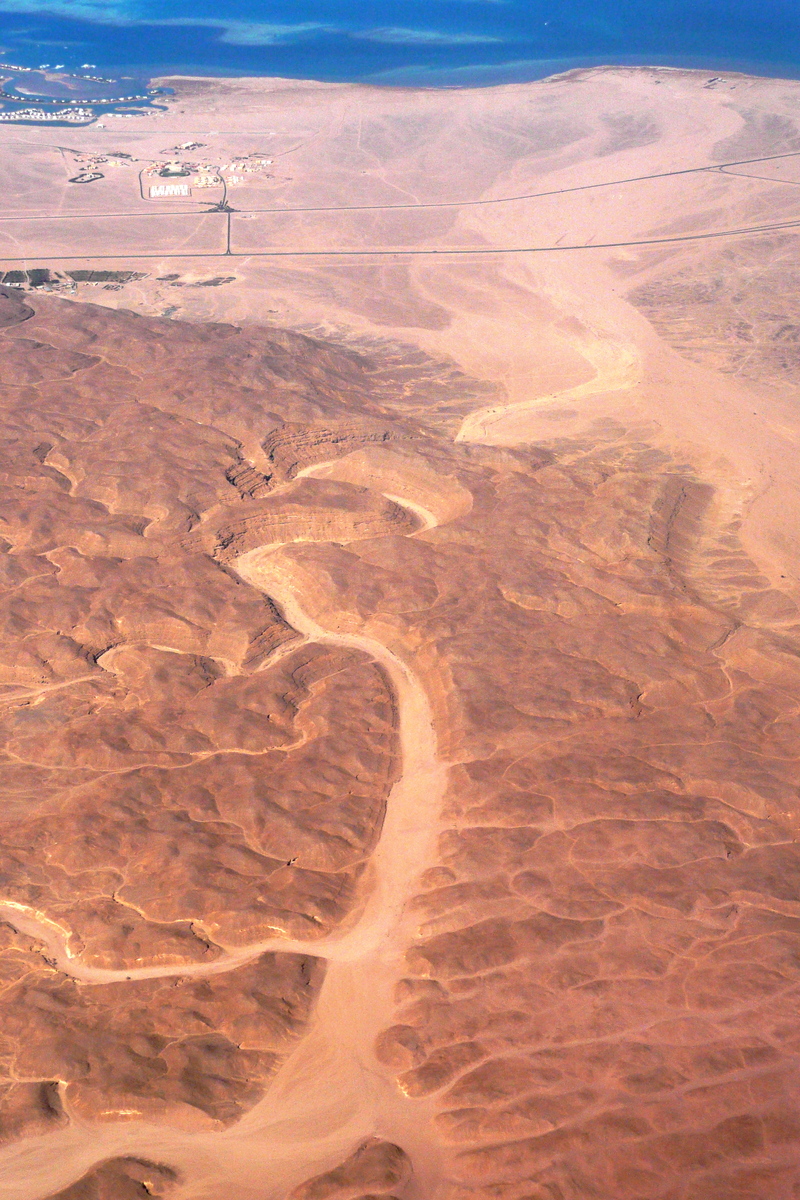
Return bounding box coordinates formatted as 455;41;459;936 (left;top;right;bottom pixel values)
0;271;799;1199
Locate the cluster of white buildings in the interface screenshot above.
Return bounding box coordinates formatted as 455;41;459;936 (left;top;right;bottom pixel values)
218;157;273;179
141;153;275;198
0;106;94;123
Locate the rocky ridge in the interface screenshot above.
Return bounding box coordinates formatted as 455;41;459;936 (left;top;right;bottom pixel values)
2;279;800;1199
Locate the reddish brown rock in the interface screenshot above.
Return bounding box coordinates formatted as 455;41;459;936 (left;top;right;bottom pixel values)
43;1158;179;1200
287;1139;412;1200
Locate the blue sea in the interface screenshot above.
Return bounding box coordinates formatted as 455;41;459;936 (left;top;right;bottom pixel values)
0;0;799;89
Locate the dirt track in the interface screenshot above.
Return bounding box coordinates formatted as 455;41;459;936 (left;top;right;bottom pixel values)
456;329;639;443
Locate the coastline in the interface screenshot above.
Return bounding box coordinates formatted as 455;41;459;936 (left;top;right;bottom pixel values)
149;61;800;101
99;56;800;92
3;50;800;105
0;57;794;125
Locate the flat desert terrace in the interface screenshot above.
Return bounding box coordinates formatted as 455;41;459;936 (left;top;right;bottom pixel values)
5;76;800;264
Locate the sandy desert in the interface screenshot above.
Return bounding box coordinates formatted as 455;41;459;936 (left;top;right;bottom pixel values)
1;63;800;1199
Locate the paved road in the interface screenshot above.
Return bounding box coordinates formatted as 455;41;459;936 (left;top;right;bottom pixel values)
1;148;799;262
3;146;800;222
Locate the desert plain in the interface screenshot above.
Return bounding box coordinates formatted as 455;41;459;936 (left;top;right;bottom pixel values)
0;62;800;1200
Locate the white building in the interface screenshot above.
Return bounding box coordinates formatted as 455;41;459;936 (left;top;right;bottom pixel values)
149;183;191;198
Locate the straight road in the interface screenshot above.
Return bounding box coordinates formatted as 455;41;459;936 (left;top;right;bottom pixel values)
2;212;800;263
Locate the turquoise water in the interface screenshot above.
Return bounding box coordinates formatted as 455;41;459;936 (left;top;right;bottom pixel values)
0;1;798;87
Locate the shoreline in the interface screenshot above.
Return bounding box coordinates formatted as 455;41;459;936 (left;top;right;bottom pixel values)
0;57;796;104
148;60;800;98
0;61;790;128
